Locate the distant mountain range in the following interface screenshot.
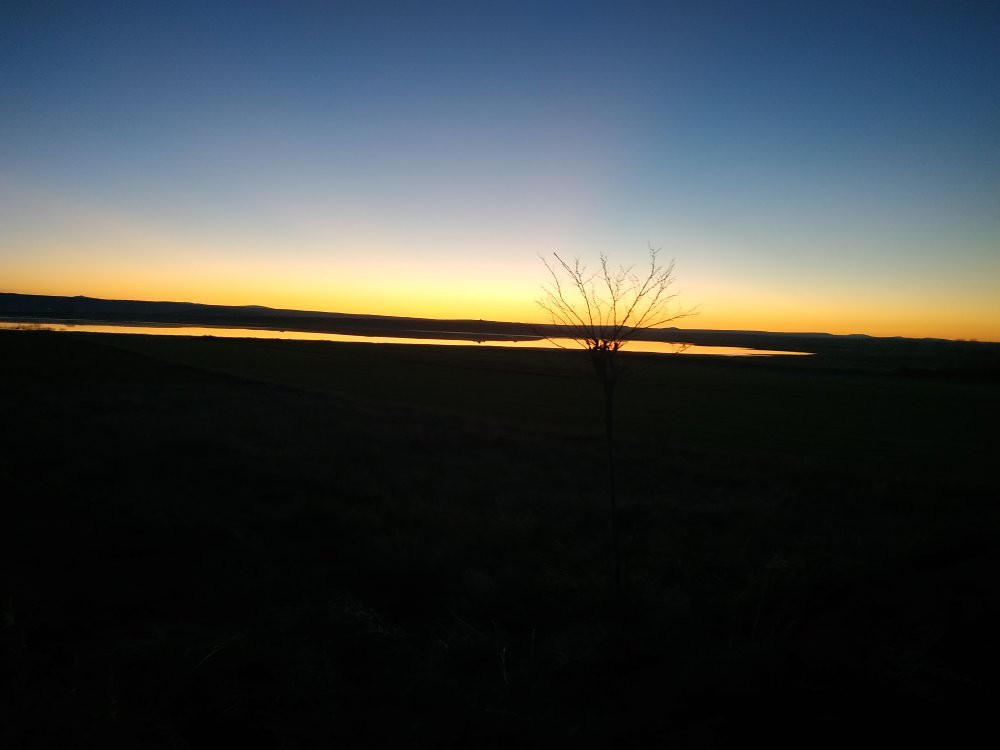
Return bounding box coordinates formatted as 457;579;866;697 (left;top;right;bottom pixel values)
1;292;997;354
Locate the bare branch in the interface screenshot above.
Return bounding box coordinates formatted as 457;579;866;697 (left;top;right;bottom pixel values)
536;246;694;375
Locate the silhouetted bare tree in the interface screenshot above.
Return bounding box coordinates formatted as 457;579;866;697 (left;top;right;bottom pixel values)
538;247;692;601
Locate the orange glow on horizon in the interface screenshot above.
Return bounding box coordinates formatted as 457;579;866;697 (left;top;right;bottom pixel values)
2;267;997;343
2;214;997;343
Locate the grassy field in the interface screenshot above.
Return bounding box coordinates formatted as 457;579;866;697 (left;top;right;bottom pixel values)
106;331;998;490
2;330;998;748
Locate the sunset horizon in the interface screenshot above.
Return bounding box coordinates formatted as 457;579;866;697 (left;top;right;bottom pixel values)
3;4;999;743
3;2;997;345
0;280;1000;343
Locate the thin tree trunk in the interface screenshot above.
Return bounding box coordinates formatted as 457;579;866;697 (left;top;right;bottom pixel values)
603;376;621;603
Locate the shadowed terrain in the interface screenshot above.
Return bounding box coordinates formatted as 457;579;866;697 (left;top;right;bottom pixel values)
2;330;999;748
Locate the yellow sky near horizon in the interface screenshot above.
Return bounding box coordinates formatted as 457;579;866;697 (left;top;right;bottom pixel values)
3;176;997;342
3;259;998;342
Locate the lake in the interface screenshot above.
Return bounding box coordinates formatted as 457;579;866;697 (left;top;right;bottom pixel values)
0;320;812;356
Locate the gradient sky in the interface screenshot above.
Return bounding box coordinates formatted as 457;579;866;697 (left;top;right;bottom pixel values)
2;0;998;339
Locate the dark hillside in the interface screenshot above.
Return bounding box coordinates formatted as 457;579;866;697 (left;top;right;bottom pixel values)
2;330;999;748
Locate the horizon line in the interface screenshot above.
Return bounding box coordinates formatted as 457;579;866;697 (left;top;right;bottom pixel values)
1;290;997;345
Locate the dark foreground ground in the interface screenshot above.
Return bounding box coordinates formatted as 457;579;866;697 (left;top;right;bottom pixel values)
2;330;999;748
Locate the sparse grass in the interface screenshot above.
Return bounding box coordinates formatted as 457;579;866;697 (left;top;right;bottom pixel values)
1;330;998;748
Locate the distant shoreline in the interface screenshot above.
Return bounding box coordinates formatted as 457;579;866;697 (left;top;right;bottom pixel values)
0;316;541;343
2;291;999;354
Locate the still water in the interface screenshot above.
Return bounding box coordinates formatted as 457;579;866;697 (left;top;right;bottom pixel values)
0;320;811;356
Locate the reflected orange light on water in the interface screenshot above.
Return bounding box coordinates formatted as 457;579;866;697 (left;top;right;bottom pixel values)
0;322;811;357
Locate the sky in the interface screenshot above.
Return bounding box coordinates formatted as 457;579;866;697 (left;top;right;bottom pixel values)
1;0;998;340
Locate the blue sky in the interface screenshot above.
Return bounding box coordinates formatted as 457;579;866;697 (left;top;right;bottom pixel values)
2;1;998;338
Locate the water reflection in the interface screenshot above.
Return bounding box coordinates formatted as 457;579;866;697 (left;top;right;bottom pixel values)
0;321;811;356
